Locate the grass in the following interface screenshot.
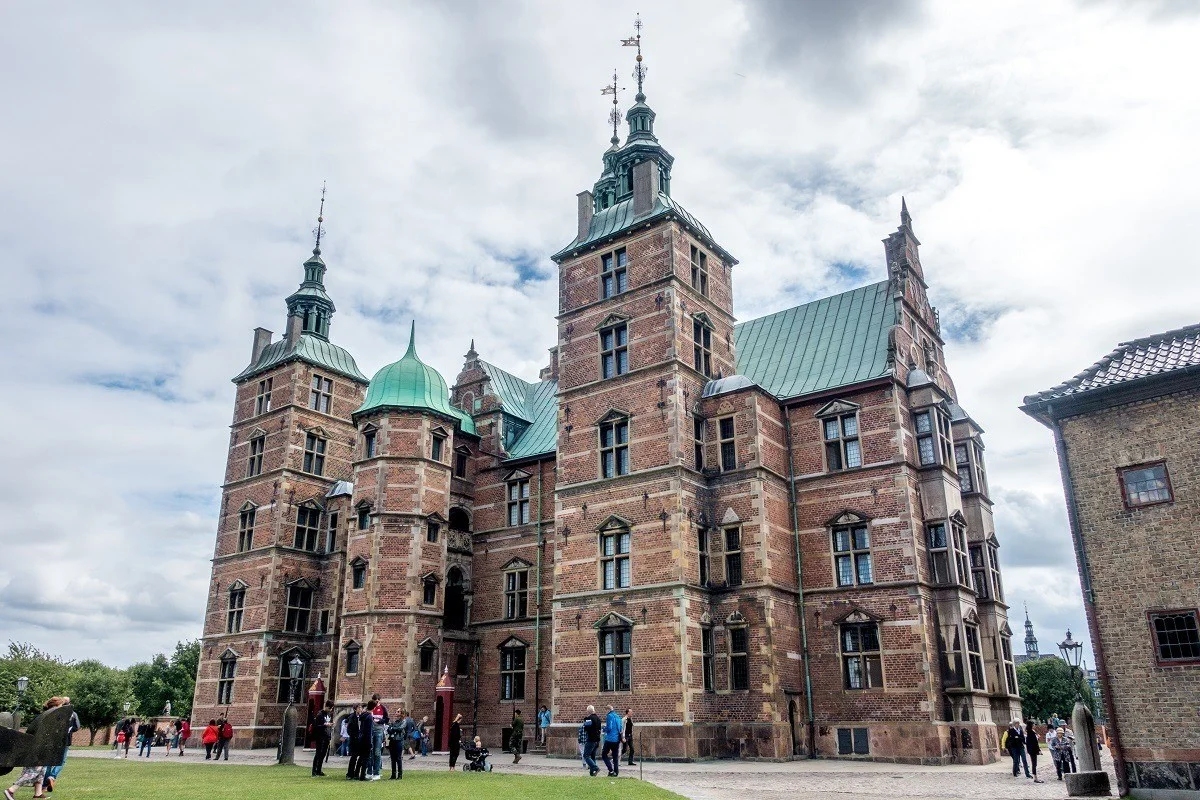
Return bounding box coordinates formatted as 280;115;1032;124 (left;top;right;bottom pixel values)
30;758;684;800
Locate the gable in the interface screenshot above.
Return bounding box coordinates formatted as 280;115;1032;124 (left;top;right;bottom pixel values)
594;611;635;629
498;635;530;650
831;605;882;625
595;312;631;331
597;515;633;533
826;509;870;528
815;399;861;418
501;556;533;571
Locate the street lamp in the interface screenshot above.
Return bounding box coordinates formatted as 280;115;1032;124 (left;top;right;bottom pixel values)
279;656;303;765
1057;629;1109;796
14;676;29;729
1058;628;1084;695
288;656;303;703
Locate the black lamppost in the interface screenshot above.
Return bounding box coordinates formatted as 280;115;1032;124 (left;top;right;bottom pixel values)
1057;629;1109;796
1058;629;1084;697
14;676;29;729
279;656;303;765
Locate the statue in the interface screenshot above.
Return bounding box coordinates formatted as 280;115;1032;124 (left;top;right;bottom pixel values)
162;700;172;717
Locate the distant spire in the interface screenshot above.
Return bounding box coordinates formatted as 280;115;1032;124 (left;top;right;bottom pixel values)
601;69;623;146
621;13;646;101
1024;603;1040;658
465;338;478;361
900;196;912;229
313;181;327;255
405;320;417;356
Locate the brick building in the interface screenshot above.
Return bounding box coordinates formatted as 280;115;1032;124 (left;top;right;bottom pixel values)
192;74;1021;764
1022;325;1200;796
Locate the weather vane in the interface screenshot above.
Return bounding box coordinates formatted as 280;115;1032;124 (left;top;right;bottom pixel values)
600;69;623;144
621;13;646;99
312;181;327;253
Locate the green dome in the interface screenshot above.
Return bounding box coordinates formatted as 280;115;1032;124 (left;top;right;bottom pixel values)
355;322;477;434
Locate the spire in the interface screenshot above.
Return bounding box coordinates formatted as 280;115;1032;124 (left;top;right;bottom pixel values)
601;69;623;146
621;14;657;144
900;196;911;230
313;181;327;256
1024;603;1039;658
465;338;478;361
405;320;417;356
285;184;337;341
621;14;646;102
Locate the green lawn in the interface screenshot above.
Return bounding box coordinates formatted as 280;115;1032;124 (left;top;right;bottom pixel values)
34;758;683;800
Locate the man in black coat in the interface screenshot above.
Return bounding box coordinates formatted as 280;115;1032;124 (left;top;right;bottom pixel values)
355;705;374;780
345;704;363;779
311;701;333;777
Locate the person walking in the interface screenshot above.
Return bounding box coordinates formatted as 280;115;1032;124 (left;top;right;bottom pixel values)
202;720;218;760
510;710;524;764
419;716;430;757
1004;719;1029;777
601;705;622;777
345;704;363;780
623;709;635;766
537;705;551;746
218;718;233;760
121;718;134;759
1025;719;1044;783
1057;727;1078;775
581;705;601;777
386;717;405;780
355;704;373;781
4;698;66;800
138;721;154;758
402;711;418;759
311;701;333;777
448;714;463;771
338;715;350;757
43;698;79;790
178;718;190;756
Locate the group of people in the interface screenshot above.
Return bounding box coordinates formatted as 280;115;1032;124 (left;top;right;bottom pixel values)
199;718;234;760
1003;714;1088;782
113;717;192;759
318;695;439;781
4;696;79;800
577;705;634;777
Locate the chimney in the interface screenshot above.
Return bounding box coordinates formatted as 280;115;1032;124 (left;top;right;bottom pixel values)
540;346;560;382
577;190;594;242
285;313;303;348
632;159;660;218
251;327;273;363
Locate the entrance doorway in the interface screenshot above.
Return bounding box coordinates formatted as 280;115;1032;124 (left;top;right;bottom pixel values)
788;699;800;756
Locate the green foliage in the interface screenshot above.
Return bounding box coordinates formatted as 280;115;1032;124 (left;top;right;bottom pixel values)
0;641;75;716
128;640;200;719
1017;657;1096;722
69;664;131;743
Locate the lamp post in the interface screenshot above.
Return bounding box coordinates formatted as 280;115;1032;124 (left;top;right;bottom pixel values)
278;656;303;765
14;676;29;729
1057;630;1109;797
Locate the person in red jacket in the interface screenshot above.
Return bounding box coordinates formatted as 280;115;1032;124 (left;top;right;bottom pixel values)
201;720;219;760
177;719;191;756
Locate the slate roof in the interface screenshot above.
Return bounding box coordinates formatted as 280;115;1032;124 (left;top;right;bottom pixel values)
1023;322;1200;407
234;333;368;384
478;361;559;461
552;192;734;264
733;280;896;400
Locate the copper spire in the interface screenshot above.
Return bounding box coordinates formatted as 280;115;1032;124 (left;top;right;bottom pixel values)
601;69;623;145
621;13;646;101
312;181;327;255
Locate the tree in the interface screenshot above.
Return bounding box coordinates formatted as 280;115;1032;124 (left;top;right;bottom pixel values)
1017;657;1096;722
69;662;129;744
127;640;200;719
0;642;74;718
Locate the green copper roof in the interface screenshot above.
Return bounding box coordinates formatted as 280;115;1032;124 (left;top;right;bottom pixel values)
478;360;558;461
734;280;896;399
355;323;477;434
233;332;367;384
552;192;734;264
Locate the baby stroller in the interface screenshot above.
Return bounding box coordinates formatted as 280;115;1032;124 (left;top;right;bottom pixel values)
461;740;492;772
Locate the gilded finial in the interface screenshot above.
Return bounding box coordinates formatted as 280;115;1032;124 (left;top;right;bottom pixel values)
621;13;646;101
601;69;623;145
312;181;327;255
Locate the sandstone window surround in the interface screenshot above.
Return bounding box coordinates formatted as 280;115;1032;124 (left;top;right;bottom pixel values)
955;438;989;497
690;244;709;297
1119;460;1173;509
927;514;969;589
309;374;333;413
344;641;361;676
697;526;710;588
499;638;527;701
600;247;628;300
999;631;1018;694
431;428;447;462
913;405;953;468
700;627;715;691
841;619;883;690
816;400;862;472
723;526;743;587
830;512;873;588
254;377;272;416
504;565;530;620
246;434;265;478
426;513;443;544
600;322;629;379
964;622;987;691
351;557;367;590
599;519;632;590
237;503;256;552
718;416;736;472
217;650;236;705
325;512;339;554
418;639;437;673
318;609;330;635
693;417;705;471
598;413;630;478
276;650;307;703
361;424;377;459
356;502;371;531
421;573;439;606
283;582;313;634
693;314;713;378
597;613;634;693
226;582;246;634
1148;609;1200;665
293;502;322;552
507;476;531;526
728;625;750;691
454;446;470;478
302;431;326;476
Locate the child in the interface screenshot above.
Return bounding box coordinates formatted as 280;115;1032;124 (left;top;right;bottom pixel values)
114;729;126;759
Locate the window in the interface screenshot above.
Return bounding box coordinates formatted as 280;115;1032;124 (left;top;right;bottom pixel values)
309;375;332;413
254;378;272;415
419;644;435;673
454;448;469;478
345;644;360;675
352;561;366;590
914;407;953;467
955;444;972;492
824;414;861;471
294;505;321;551
952;521;970;588
600;323;629;379
422;577;437;605
723;526;743;587
500;645;526;701
1000;635;1017;694
325;513;338;553
357;505;370;531
237;507;255;552
914;411;936;465
988;544;1003;601
1150;610;1200;663
842;622;883;689
837;728;870;755
701;628;714;691
971;441;988;496
217;656;235;705
599;417;630;478
504;569;529;619
690;245;708;296
926;520;968;587
246;436;265;478
600;248;628;299
507;478;530;526
697;527;709;587
928;522;951;585
969;545;988;598
318;609;329;634
601;528;632;589
431;433;445;462
693;418;705;470
718;416;736;472
943;626;965;688
1120;462;1173;508
965;624;986;691
427;520;440;543
693;319;712;377
303;433;326;475
284;584;313;633
277;656;306;703
599;628;632;692
226;587;245;634
833;524;872;586
456;653;469;676
729;627;750;690
363;428;376;458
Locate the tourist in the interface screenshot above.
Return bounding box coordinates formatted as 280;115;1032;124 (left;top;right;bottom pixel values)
1025;719;1043;783
1057;727;1078;775
1004;719;1030;778
177;718;190;756
369;696;388;780
312;700;333;777
345;703;363;779
419;716;430;756
217;717;233;760
386;716;405;780
137;720;154;758
43;697;79;790
5;698;65;800
602;705;622;777
580;705;601;777
121;718;134;758
400;710;417;759
338;715;350;757
577;716;588;766
510;710;524;764
354;703;373;780
114;727;126;758
202;720;218;760
170;719;181;754
624;709;635;766
537;705;551;746
448;714;463;771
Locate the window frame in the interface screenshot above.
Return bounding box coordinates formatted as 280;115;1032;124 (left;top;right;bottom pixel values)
431;433;445;463
600;248;628;300
1148;609;1200;665
226;587;245;634
914;406;954;468
217;655;236;705
690;244;709;296
302;432;326;476
718;416;736;472
454;447;470;479
325;512;339;553
309;374;333;413
841;621;883;690
426;519;440;543
697;526;710;588
500;644;527;701
254;378;272;416
237;506;255;552
600;323;629;379
507;478;530;526
728;627;750;691
246;435;265;478
422;576;438;606
344;643;361;676
723;526;743;587
504;568;529;620
294;505;321;551
419;644;436;674
363;428;376;459
832;523;873;587
701;627;715;692
1000;635;1017;695
283;584;313;633
693;417;705;471
357;504;370;531
823;413;862;471
964;623;986;691
600;527;632;590
599;416;630;478
351;560;366;590
693;318;713;377
1119;461;1174;509
598;627;632;693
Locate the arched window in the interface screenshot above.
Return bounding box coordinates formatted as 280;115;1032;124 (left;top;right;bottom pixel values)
449;507;470;532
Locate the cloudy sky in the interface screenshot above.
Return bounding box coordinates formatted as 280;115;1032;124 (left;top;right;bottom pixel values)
4;0;1197;669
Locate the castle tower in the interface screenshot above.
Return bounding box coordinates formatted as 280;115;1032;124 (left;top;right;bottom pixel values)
193;196;369;747
1024;606;1040;658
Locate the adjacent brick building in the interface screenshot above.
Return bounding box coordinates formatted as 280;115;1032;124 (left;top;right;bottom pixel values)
193;77;1020;764
1023;325;1200;797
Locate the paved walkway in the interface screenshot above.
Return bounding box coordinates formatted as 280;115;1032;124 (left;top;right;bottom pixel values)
78;747;1119;799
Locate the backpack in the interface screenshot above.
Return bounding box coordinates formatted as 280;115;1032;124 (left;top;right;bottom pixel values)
221;722;233;739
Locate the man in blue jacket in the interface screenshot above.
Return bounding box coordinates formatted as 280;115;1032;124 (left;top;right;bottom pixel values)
601;705;623;777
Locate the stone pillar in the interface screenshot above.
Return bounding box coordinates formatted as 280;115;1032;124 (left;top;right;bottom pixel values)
279;704;298;765
435;669;455;752
1065;701;1111;797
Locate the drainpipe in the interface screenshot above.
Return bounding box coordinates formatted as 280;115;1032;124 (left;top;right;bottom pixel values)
533;461;545;742
1048;408;1128;794
784;410;816;758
